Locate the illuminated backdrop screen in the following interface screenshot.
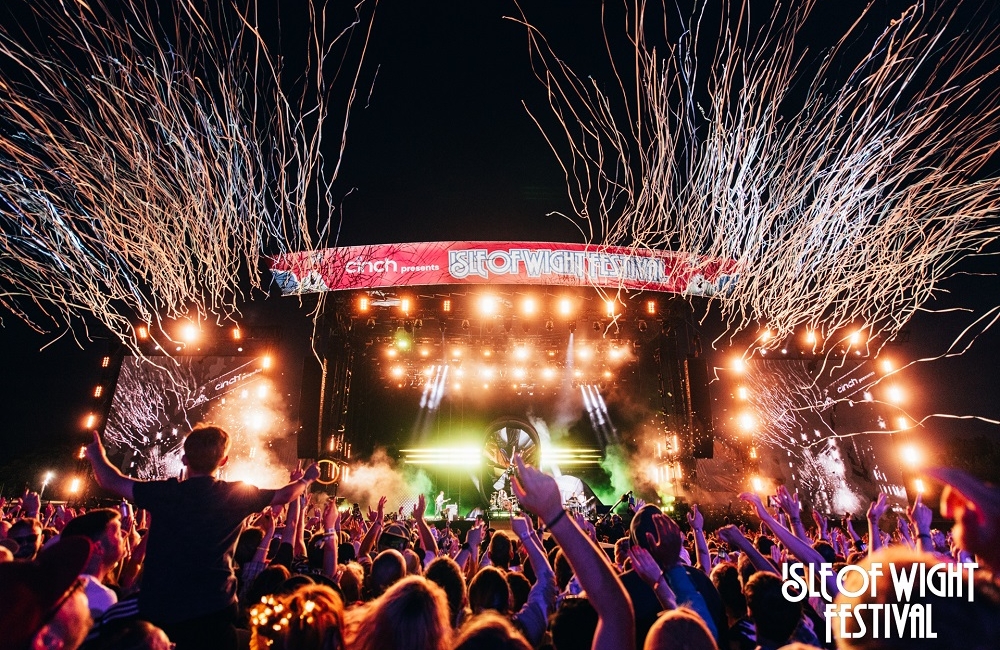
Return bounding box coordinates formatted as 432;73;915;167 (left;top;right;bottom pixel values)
103;355;297;486
704;358;908;514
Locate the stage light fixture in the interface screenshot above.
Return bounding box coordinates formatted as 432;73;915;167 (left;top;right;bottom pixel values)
751;476;763;492
513;367;527;381
420;348;430;357
68;477;81;494
637;320;648;332
84;414;97;429
521;297;537;316
232;327;242;340
915;478;925;494
462;319;471;330
101;356;110;368
886;385;904;404
94;386;103;398
603;370;612;379
358;296;370;312
479;295;498;316
738;412;756;432
180;322;199;343
750;446;757;459
646;300;656;315
452;347;462;358
262;356;273;369
387;348;398;358
593;321;602;332
737;386;748;400
366;317;376;329
849;330;863;346
897;417;909;430
759;329;773;342
605;300;616;318
880;359;893;373
558;298;572;317
542;367;556;381
415;319;423;329
514;346;529;361
577;346;592;360
568;321;577;333
545;320;554;332
805;330;817;345
137;325;148;340
401;298;412;315
901;445;920;466
390;366;405;379
732;358;746;373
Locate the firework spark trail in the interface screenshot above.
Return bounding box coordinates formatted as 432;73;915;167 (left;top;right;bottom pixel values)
517;0;1000;353
0;0;375;350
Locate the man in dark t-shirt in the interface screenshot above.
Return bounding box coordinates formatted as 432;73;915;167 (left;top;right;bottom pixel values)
85;426;319;650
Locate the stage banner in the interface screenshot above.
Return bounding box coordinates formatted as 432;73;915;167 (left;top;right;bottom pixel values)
270;241;737;295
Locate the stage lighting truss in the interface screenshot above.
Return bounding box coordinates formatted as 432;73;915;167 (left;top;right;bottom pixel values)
373;339;634;391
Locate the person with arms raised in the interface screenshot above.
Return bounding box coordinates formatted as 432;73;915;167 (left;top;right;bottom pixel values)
84;426;320;650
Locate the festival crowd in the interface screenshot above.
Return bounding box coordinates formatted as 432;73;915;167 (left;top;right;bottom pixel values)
1;425;999;650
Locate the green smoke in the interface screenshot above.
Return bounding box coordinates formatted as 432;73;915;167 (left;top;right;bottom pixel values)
594;445;634;505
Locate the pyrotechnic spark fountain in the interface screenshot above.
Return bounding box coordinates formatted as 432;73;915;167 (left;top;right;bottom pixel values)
516;0;1000;354
0;0;375;350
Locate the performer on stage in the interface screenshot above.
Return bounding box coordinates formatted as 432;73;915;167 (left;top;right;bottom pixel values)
434;490;446;517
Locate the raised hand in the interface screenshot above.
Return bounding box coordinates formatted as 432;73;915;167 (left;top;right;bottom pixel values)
22;491;41;517
511;515;532;540
510;453;563;524
376;495;387;522
687;504;704;530
259;509;277;536
717;524;748;548
411;494;427;521
645;513;682;569
324;500;340;532
84;430;107;465
628;544;665;587
867;492;888;523
776;485;801;520
811;510;828;539
739;491;767;517
906;492;932;540
466;520;485;551
290;465;305;482
302;462;320;483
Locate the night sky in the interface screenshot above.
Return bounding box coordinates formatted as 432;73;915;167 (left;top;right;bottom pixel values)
3;0;1000;494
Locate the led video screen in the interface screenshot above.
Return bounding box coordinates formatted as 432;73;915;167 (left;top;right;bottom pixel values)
103;355;297;486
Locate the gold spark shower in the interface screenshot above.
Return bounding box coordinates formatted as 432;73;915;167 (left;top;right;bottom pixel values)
516;0;1000;353
0;0;375;350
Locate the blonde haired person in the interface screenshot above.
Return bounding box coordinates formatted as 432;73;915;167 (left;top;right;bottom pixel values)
348;576;452;650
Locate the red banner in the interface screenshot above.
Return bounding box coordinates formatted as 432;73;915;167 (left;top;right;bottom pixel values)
270;241;737;295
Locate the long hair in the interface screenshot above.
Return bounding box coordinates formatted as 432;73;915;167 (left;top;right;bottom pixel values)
250;584;345;650
349;576;452;650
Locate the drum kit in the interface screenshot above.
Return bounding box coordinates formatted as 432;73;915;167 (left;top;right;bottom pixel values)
489;489;519;513
565;493;594;517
